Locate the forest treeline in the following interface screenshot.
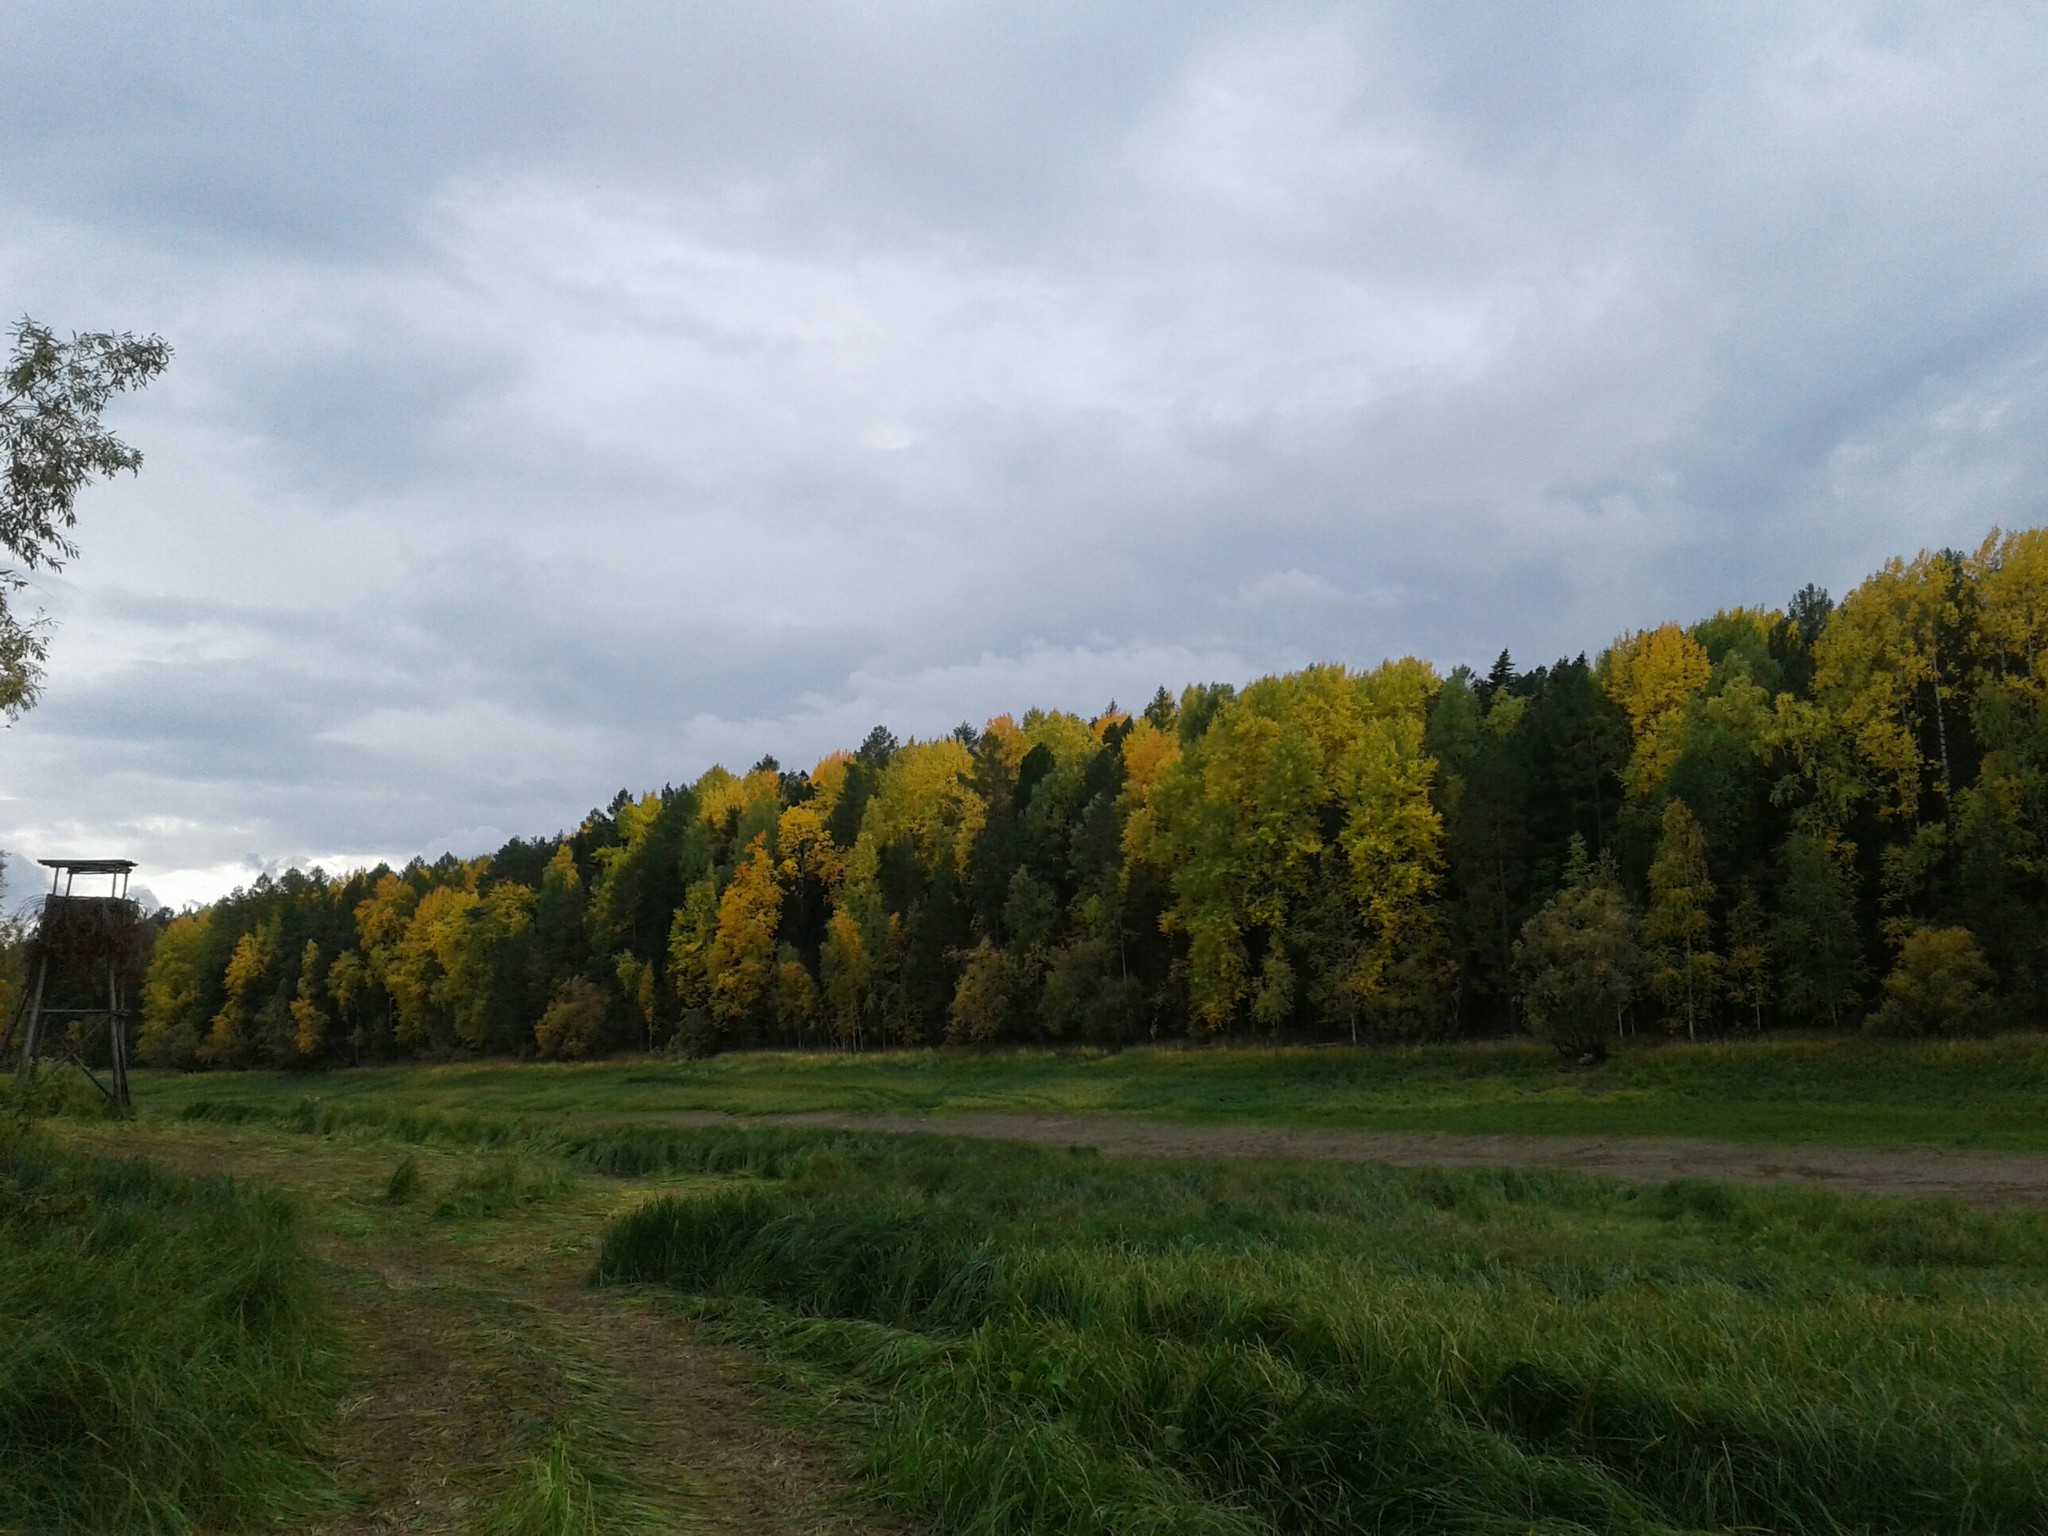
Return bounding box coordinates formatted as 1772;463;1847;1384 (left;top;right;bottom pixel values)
121;527;2048;1067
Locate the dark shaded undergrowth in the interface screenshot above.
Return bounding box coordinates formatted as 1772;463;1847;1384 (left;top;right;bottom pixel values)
0;1129;336;1533
594;1130;2048;1536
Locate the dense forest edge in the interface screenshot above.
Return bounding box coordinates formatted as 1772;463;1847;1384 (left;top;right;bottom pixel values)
26;525;2048;1070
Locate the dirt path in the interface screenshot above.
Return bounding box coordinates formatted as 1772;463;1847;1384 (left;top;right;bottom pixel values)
643;1109;2048;1208
552;1292;874;1536
71;1125;886;1535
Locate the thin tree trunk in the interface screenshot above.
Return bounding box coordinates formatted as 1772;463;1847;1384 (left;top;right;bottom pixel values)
1930;671;1954;818
1684;936;1696;1042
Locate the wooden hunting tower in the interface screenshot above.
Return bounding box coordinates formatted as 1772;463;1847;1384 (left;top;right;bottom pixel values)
16;858;142;1109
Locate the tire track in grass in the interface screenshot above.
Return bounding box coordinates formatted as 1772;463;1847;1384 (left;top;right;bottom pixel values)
59;1123;890;1535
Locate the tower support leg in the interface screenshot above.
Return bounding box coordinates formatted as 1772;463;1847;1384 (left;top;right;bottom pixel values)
16;953;49;1085
107;961;130;1111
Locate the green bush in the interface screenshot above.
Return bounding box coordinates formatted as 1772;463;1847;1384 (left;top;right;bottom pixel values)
534;977;610;1061
0;1071;117;1125
1867;926;1998;1038
1515;842;1640;1059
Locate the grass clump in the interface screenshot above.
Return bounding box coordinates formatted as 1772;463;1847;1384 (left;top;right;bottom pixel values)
463;1296;675;1536
0;1131;336;1532
384;1152;422;1204
597;1131;2048;1535
432;1156;577;1220
490;1430;603;1536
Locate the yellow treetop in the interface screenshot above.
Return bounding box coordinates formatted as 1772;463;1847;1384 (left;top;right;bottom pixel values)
1602;623;1711;797
1975;526;2048;690
776;801;847;891
805;751;856;820
1813;549;1965;821
978;714;1026;771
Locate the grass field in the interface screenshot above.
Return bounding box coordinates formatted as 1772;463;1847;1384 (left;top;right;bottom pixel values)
600;1128;2048;1534
17;1033;2048;1532
133;1031;2048;1149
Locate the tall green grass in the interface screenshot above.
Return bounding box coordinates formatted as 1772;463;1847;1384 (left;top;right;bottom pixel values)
596;1132;2048;1535
0;1132;336;1532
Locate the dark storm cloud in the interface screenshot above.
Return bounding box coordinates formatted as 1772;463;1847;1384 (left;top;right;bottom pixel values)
3;3;2045;904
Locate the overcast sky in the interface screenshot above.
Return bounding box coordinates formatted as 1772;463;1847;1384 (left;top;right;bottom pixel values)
3;3;2045;909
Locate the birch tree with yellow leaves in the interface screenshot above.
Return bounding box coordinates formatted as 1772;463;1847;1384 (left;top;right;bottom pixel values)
1140;661;1445;1037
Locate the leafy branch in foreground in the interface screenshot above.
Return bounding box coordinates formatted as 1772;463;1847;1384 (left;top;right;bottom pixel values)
0;315;171;716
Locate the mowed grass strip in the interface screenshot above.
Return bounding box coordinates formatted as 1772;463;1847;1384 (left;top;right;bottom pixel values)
594;1130;2048;1535
172;1091;943;1181
135;1031;2048;1149
0;1128;338;1533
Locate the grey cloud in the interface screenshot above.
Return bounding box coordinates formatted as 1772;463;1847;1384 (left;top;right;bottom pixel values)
223;331;517;500
4;3;2046;900
4;3;1232;253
